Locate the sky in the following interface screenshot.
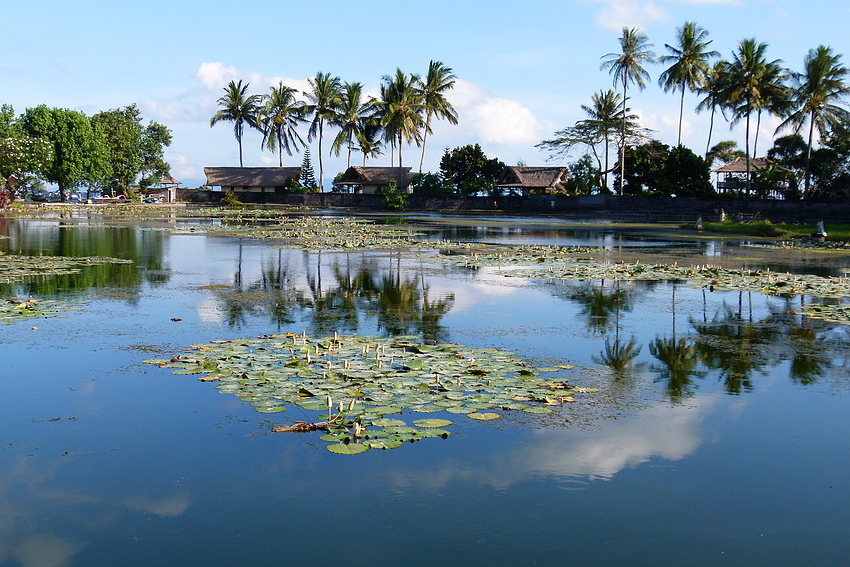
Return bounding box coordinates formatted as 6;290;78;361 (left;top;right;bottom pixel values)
3;0;849;189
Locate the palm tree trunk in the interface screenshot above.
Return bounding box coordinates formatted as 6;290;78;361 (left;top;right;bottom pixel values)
347;134;352;168
804;113;815;199
419;112;432;173
317;120;324;190
620;77;628;196
745;110;752;195
753;110;762;159
677;86;685;146
705;106;716;159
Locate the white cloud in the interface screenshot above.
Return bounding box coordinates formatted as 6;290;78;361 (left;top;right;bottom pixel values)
195;62;239;90
126;495;191;517
587;0;670;31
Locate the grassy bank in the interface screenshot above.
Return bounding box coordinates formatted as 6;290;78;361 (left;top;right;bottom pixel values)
681;219;850;239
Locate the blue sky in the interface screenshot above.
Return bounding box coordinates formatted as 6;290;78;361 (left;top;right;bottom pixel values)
3;0;848;188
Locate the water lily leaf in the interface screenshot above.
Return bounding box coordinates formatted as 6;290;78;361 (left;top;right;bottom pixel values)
364;438;403;450
413;419;453;428
468;412;500;421
370;418;406;427
327;443;370;455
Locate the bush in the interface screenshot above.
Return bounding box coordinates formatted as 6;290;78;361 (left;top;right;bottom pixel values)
221;189;245;209
381;179;408;210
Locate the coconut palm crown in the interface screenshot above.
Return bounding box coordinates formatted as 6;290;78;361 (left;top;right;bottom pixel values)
210;80;264;167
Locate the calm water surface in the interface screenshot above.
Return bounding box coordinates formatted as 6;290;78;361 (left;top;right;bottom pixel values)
1;212;848;566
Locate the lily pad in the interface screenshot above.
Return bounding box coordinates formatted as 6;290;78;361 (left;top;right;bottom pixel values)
413;419;453;428
327;443;370;455
468;412;501;421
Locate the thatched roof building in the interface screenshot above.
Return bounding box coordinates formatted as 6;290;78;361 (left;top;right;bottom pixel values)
497;166;569;196
204;167;302;192
335;167;414;194
712;157;791;174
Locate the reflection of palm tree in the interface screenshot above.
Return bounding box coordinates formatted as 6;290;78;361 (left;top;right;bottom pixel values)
594;336;642;374
649;337;705;402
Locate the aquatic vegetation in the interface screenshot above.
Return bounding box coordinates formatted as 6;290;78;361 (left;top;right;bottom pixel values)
0;297;81;325
145;333;596;454
0;253;134;284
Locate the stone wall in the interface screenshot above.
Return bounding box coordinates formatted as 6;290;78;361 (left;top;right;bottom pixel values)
175;189;850;223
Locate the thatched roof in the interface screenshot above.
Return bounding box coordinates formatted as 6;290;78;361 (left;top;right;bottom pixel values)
497;166;569;191
204;167;302;187
713;157;791;174
158;175;181;186
336;167;414;187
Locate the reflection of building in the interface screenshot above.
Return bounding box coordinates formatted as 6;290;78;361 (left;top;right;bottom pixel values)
497;166;569;197
203;167;302;193
335;167;414;194
713;157;792;199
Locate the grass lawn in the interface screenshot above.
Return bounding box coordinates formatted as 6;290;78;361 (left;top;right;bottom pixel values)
681;219;850;239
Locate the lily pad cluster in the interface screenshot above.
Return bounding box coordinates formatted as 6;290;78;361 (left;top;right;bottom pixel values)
431;243;596;268
0;253;134;284
145;333;593;454
0;297;79;325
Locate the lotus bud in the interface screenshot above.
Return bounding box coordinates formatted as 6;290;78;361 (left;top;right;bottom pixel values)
326;395;333;411
349;399;355;412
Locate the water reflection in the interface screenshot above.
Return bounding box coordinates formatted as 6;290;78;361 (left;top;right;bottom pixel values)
212;249;455;342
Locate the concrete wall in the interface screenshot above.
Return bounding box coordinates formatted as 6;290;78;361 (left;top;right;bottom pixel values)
175;189;850;223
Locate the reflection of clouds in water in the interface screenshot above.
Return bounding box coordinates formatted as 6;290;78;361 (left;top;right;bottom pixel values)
512;396;718;481
426;271;526;314
196;297;224;323
12;534;84;567
386;395;719;492
126;495;191;517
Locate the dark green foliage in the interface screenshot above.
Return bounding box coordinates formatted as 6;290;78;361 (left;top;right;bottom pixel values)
439;144;506;197
620;140;670;195
300;147;318;190
411;172;451;195
564;154;602;195
381;178;408;210
21;105;110;200
221;189;245;209
665;146;714;197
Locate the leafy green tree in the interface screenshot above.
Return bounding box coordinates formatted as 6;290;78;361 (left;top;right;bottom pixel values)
706;140;746;168
601;27;656;195
210;79;263;167
411;172;451;195
658;22;719;146
777;45;850;197
0;105;54;199
257;82;307;167
91;104;144;192
665;145;714;197
416;60;458;172
22;105;110;201
331;82;372;168
138;121;172;191
563;154;601;195
439;144;506;196
620;140;669;195
305;72;342;190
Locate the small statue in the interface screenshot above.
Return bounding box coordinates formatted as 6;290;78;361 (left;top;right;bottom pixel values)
696;216;704;232
812;220;827;238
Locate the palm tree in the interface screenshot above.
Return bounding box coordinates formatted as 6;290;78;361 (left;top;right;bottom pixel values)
581;90;625;191
696;60;732;158
331;82;372;169
358;122;384;166
750;60;789;159
601;27;656;195
722;39;784;194
658;22;719;146
210;80;264;167
257;82;307;167
305;72;342;190
377;69;425;185
416;60;459;173
777;45;850;197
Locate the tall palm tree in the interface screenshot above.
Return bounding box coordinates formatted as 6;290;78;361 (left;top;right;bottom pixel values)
601;27;656;195
305;72;342;190
416;60;459;173
750;60;789;159
257;82;307;167
358;121;384;166
696;60;732;158
331;82;372;169
658;22;719;146
377;69;425;185
581;89;625;191
210;80;264;167
777;45;850;197
722;39;783;194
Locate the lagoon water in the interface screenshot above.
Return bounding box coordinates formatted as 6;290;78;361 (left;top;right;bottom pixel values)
1;212;849;566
